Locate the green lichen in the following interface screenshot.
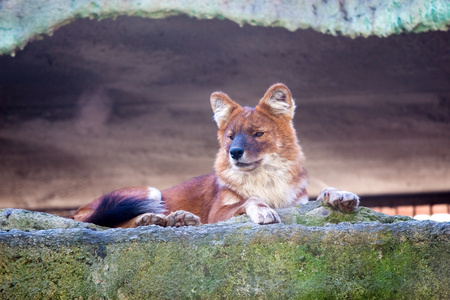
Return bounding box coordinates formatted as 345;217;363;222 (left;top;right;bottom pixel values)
1;0;449;55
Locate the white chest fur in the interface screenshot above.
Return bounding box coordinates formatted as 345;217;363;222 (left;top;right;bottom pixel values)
219;154;306;209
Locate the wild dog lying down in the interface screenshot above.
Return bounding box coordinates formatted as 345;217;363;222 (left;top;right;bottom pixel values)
72;84;359;228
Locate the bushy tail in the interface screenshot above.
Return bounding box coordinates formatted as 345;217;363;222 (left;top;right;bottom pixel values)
85;187;165;227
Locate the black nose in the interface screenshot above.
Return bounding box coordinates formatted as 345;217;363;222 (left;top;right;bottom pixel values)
230;147;244;160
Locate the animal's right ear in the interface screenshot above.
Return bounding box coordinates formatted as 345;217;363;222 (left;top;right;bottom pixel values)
258;83;295;119
210;92;240;128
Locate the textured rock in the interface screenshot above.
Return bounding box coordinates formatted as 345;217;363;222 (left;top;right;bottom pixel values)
226;200;413;226
0;208;105;231
1;0;449;55
1;203;449;299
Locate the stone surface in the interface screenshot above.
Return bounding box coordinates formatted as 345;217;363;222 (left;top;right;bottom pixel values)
1;203;449;299
225;200;413;226
0;201;412;231
0;208;105;231
1;0;449;55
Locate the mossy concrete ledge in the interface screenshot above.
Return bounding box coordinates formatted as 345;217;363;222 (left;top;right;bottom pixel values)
1;0;450;55
1;203;449;299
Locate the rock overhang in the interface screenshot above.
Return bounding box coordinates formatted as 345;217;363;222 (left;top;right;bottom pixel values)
1;0;449;55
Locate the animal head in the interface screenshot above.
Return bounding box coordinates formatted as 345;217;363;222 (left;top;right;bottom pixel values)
211;83;302;174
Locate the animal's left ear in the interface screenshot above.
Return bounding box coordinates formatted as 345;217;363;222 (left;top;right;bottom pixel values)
258;83;296;119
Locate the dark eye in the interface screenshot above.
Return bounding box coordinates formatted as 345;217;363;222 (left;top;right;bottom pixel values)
254;132;264;137
229;135;234;140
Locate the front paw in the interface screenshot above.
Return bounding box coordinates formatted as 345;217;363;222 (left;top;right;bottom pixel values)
318;187;360;212
253;206;281;224
245;199;281;224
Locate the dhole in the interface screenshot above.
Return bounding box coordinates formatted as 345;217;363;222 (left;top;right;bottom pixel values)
73;84;359;227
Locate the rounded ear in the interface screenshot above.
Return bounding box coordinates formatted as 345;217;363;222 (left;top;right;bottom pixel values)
258;83;296;119
210;92;240;128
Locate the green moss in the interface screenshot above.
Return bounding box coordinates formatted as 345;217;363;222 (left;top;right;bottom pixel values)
290;241;442;299
0;244;98;299
0;209;448;299
59;224;448;299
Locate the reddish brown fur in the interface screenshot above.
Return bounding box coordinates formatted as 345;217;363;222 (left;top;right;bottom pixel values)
73;84;309;227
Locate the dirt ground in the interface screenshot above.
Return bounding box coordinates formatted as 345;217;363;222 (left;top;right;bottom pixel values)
0;16;449;211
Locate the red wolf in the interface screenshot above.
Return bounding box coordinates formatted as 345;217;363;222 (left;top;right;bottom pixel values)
72;84;359;227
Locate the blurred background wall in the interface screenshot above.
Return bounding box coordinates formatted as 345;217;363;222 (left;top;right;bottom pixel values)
0;16;449;218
